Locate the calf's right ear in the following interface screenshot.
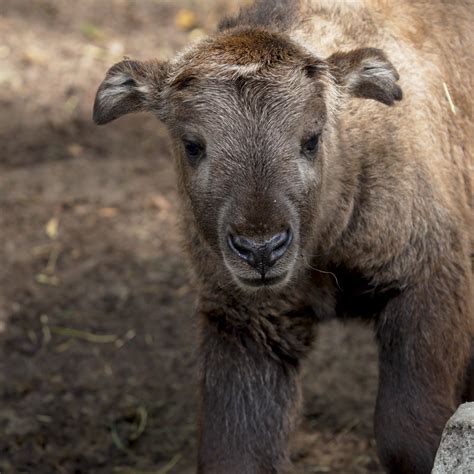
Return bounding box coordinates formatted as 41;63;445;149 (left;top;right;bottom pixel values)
93;59;169;125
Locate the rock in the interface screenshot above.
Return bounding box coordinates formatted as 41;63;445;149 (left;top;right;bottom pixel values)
432;403;474;473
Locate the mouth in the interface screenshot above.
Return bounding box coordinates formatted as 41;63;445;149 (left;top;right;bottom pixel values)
237;273;288;288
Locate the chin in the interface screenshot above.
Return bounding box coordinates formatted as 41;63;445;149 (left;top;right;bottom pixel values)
236;273;288;288
229;264;297;293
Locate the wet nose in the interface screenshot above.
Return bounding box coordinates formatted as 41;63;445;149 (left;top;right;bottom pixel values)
227;229;293;274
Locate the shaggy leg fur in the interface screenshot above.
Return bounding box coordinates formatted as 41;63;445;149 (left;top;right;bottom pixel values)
196;299;315;474
374;274;472;474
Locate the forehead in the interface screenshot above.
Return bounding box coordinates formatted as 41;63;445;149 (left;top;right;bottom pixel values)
165;30;328;128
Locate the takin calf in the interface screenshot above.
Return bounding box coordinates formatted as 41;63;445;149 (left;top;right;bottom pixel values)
93;0;473;472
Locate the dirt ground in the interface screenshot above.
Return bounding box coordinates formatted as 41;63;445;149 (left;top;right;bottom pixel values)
0;1;383;473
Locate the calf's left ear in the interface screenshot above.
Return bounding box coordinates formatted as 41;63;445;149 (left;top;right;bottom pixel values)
93;59;169;125
327;48;402;106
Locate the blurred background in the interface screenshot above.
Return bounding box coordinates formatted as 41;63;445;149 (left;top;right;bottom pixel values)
0;1;382;472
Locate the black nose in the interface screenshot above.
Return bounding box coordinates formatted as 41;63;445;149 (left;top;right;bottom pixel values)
227;229;293;274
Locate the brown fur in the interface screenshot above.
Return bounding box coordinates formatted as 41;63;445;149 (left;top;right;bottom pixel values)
93;1;473;472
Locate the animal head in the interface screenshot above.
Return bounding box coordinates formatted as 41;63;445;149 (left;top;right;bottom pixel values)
94;28;402;291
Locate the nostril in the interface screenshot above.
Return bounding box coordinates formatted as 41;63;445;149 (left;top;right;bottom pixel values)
267;229;292;266
227;234;256;264
272;229;291;250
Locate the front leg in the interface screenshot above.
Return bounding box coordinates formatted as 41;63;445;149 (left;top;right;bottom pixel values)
374;263;473;473
197;296;315;474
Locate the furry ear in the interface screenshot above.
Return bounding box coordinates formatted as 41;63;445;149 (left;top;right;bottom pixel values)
93;59;169;125
327;48;402;106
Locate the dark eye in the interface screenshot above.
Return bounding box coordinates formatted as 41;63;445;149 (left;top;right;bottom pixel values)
302;133;320;158
183;140;204;164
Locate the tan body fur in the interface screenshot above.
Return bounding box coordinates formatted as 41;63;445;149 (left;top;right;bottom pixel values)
290;0;473;271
